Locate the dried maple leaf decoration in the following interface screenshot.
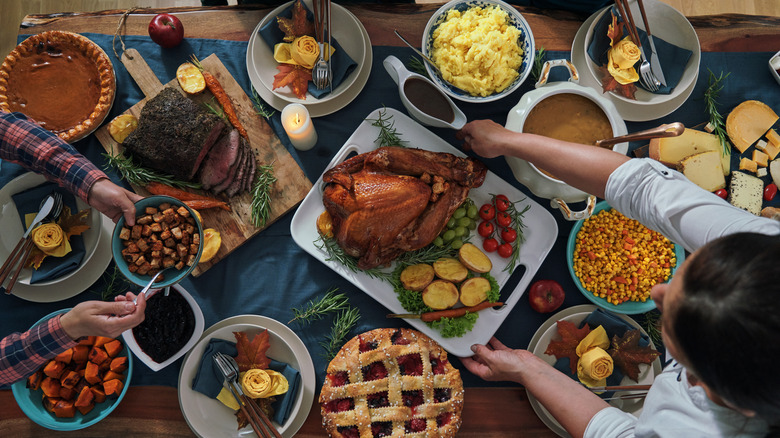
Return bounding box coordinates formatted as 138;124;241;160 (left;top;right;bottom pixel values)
545;320;593;374
273;64;313;100
277;0;315;42
601;10;637;99
233;330;271;372
607;329;661;382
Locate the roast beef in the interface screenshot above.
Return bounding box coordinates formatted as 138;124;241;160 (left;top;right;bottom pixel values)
198;129;241;190
123;88;226;180
243;146;257;192
213;142;245;195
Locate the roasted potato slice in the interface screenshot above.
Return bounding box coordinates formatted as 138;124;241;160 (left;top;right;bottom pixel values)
433;257;468;283
400;264;435;291
458;243;492;273
108;114;138;144
459;276;491;307
176;62;206;94
317;211;334;238
422;280;459;310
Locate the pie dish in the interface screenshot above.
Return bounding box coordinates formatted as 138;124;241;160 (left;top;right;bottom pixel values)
319;328;464;437
0;31;116;143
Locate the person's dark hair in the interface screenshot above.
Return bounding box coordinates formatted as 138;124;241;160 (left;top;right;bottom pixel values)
672;232;780;429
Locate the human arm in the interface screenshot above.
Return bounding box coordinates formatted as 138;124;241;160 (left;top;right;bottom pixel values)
87;178;143;226
461;337;612;438
59;292;146;340
457;119;628;198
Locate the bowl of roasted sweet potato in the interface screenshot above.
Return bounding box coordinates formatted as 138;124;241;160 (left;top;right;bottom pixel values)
112;195;204;288
11;309;133;430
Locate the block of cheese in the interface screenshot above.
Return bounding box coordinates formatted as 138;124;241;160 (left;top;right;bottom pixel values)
767;129;780;147
677;151;727;192
649;128;729;175
726;100;779;153
728;171;763;215
765;142;780;160
739;158;758;174
752;150;769;167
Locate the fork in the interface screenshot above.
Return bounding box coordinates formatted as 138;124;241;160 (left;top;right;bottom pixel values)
218;353;283;438
312;0;331;90
213;353;270;438
615;0;659;92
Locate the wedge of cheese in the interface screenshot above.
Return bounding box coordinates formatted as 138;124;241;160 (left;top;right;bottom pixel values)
677;151;727;192
728;171;763;215
726;100;779;153
649;128;729;175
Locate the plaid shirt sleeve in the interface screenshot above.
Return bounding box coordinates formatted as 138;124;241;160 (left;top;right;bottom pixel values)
0;314;78;387
0;111;108;202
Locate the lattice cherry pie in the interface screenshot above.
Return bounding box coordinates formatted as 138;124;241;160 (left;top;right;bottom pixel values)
320;328;464;437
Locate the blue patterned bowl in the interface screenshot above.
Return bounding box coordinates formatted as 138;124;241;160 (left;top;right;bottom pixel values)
422;0;535;103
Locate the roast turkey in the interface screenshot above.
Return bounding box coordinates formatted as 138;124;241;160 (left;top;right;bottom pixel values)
322;147;487;269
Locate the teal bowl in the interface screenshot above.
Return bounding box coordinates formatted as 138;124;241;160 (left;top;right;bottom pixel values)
11;309;133;431
111;195;204;288
566;201;685;314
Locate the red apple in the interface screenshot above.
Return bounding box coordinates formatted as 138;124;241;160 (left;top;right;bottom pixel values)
148;13;184;48
528;279;565;313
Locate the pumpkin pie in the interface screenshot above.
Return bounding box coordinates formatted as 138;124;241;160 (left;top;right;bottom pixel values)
0;31;116;143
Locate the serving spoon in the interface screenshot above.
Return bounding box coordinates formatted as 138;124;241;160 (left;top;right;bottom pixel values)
133;267;174;305
393;30;470;95
594;122;684;148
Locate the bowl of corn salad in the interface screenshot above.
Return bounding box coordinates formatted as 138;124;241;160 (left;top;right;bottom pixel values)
566;201;685;314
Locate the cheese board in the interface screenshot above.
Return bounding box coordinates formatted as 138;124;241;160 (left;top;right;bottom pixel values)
95;50;312;276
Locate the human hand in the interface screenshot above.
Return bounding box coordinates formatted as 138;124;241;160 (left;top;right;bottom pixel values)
59;292;146;340
461;337;536;383
456;120;515;159
87;178;144;226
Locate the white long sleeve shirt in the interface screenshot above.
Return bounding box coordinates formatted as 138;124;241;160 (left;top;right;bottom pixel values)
583;159;778;437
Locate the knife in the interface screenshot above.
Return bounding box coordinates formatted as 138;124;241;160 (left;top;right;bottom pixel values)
0;195;55;288
636;0;667;87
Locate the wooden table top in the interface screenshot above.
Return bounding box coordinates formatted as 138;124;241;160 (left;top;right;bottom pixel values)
5;4;779;437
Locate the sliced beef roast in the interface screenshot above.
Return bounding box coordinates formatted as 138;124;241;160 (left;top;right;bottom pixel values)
243;145;257;192
123;88;225;181
213;142;245;195
198;129;240;190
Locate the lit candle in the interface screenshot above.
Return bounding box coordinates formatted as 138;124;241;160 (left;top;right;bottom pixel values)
281;104;317;151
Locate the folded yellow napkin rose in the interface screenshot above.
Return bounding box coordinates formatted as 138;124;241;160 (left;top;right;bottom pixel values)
576;325;609;357
577;347;614;387
31;223;71;257
607;37;640;85
273;36;335;69
216;369;290;411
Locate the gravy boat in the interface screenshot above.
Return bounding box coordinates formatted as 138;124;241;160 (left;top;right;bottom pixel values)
383;55;467;130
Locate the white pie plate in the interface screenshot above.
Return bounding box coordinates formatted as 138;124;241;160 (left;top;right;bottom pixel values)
0;172;111;302
290;107;558;357
526;304;662;437
177;315;315;438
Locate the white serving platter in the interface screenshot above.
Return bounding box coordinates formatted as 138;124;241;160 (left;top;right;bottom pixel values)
290;108;558;357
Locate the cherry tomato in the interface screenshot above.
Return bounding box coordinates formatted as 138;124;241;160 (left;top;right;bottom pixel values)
496;211;511;227
714;188;728;199
478;220;495;238
764;183;778;201
494;194;510;212
497;243;513;258
479;203;495;221
500;227;517;243
482;238;499;252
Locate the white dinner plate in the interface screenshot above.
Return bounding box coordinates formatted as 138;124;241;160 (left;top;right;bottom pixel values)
290;107;558;357
246;1;372;117
570;9;696;122
177;315;315;438
0;173;112;302
526;304;662;437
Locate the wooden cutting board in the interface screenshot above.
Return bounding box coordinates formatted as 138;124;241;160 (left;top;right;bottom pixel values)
95;49;312;276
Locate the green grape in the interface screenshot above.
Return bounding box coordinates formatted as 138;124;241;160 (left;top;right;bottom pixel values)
447;218;457;229
457;217;472;228
450;239;464;250
433;236;444;247
454;226;467;237
453;208;466;219
467;220;477;230
466;205;478;219
442;230;456;242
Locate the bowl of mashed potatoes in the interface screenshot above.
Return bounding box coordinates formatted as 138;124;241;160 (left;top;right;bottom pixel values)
423;0;534;103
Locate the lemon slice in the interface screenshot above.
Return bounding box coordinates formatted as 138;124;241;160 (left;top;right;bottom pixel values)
199;228;221;263
108;114;138;143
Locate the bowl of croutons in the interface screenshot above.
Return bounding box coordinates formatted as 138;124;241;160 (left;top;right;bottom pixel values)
112;196;204;288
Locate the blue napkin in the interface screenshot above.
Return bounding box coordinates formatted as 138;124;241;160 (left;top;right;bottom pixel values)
258;2;357;99
586;6;693;94
553;309;651;394
10;182;86;284
192;338;301;425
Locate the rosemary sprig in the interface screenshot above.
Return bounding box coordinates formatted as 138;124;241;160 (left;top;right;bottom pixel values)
204;97;229;124
251;86;276;118
501;195;530;273
703;70;732;158
250;162;277;228
395;242;459;266
642;309;664;349
289;288;351;324
321;307;361;360
88;263;136;301
102;152;202;189
408;56;429;77
314;235;392;281
367;108;407;148
531;47;547;83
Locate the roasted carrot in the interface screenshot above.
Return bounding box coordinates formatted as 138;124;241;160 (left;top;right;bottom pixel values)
203;71;248;139
145;182;231;211
420;301;504;322
184;199;231;211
